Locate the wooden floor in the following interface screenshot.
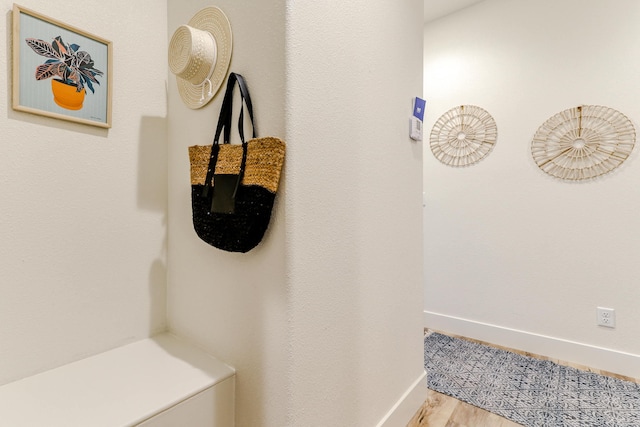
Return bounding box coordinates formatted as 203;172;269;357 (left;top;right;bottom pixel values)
407;389;522;427
407;330;640;427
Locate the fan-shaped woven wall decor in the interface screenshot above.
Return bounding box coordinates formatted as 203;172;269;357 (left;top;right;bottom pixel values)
531;105;636;181
429;105;498;167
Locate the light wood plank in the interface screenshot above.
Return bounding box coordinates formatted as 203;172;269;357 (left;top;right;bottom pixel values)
406;390;522;427
447;399;494;426
407;390;458;427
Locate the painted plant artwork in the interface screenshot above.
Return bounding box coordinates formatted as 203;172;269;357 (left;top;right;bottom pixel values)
25;36;104;111
12;4;112;128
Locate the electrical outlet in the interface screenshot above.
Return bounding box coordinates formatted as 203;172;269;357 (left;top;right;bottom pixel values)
597;307;616;328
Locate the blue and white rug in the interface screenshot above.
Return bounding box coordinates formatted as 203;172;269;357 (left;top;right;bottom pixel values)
424;332;640;427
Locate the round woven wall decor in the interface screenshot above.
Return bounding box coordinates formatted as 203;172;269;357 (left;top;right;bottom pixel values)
429;105;498;167
531;105;636;181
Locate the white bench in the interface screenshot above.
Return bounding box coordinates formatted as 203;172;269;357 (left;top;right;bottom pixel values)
0;333;235;426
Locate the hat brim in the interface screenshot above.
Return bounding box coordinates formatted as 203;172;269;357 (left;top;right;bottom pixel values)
175;7;233;109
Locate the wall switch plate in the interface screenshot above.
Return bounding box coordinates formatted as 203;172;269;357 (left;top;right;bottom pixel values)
597;307;616;328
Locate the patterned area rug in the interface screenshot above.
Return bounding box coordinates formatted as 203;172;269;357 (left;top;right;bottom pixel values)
424;332;640;427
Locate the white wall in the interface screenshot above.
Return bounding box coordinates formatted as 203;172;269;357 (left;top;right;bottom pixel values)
423;0;640;377
167;0;424;425
166;1;289;425
285;2;424;425
0;0;168;386
0;0;424;422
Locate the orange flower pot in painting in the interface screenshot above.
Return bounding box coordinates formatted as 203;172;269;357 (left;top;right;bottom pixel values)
51;79;86;110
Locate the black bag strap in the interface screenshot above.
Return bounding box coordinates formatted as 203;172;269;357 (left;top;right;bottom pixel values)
202;73;256;204
230;73;255;197
214;73;236;145
210;73;255;146
235;74;256;142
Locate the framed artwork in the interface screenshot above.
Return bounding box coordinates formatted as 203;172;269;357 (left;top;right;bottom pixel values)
12;4;112;128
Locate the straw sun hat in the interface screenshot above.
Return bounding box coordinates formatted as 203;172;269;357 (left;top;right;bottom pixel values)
168;7;232;109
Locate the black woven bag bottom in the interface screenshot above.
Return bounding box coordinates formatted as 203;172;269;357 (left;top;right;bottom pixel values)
191;184;276;253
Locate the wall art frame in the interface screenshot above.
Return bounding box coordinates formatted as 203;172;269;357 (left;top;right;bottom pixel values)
12;4;113;128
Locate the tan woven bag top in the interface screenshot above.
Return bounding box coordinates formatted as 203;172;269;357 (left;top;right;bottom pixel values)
189;137;285;193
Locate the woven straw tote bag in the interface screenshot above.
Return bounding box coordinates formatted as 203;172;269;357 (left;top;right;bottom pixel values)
188;73;285;252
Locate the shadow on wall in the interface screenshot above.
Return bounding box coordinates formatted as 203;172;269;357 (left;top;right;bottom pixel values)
137;116;168;212
148;257;167;335
5;11;11;114
138;116;169;334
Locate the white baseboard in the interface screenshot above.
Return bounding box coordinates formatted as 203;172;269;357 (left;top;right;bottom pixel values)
424;310;640;380
376;370;427;427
